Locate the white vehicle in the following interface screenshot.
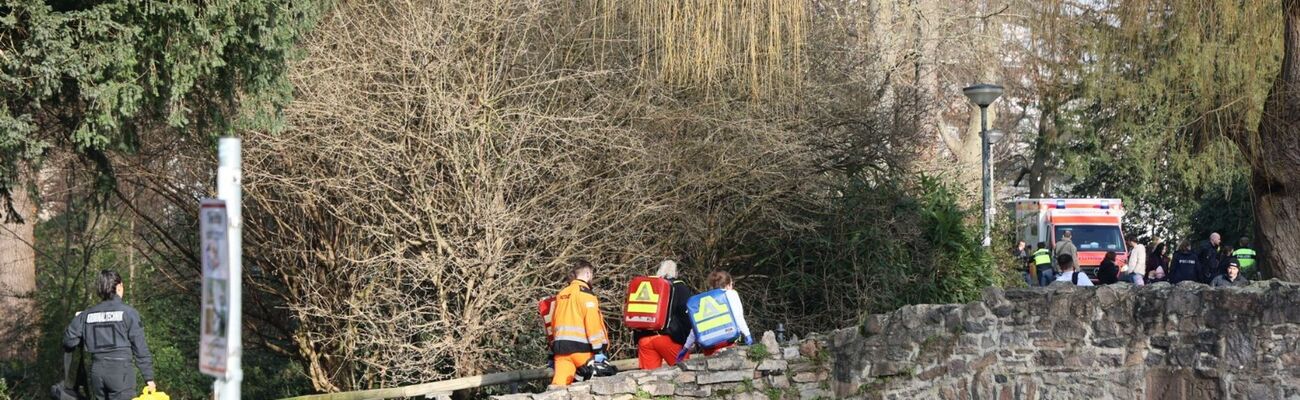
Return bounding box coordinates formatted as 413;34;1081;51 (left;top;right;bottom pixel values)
1012;198;1129;278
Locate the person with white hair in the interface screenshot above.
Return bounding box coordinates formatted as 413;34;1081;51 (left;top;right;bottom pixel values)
634;260;695;370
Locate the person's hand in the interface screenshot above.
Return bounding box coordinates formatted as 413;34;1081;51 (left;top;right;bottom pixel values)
146;381;157;392
675;347;690;363
593;353;607;363
743;335;753;346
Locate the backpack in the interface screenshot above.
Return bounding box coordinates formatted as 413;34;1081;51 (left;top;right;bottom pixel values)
623;276;673;331
686;289;740;348
1071;271;1085;285
538;296;557;343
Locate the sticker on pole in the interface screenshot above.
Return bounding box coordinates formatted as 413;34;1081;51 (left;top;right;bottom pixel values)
199;199;231;378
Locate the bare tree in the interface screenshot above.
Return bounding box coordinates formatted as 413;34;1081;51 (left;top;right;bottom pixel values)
243;0;824;391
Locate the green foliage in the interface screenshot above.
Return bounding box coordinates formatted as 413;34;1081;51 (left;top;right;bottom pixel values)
1055;0;1278;237
6;201;310;399
746;344;770;362
765;387;784;400
0;0;327;202
739;173;1007;346
1189;177;1254;245
738;378;755;393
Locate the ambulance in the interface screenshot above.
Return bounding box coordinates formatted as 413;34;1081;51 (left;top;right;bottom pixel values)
1012;198;1128;281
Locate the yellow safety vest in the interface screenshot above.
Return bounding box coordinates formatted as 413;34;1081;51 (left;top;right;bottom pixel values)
1033;249;1052;266
1232;248;1257;269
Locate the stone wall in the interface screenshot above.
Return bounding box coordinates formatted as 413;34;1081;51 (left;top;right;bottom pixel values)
497;281;1300;399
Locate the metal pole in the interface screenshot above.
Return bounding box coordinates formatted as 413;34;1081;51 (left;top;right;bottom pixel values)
215;138;243;400
981;106;992;248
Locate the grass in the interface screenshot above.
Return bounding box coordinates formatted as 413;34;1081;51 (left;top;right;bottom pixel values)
765;387;784;400
812;349;830;366
747;343;771;362
738;378;756;393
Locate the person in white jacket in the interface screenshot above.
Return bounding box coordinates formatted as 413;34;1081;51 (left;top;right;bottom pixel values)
1125;237;1147;286
679;270;752;358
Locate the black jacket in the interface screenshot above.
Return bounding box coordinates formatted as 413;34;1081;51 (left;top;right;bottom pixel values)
632;279;694;344
1197;241;1222;283
1211;274;1249;287
1098;260;1120;285
1169;250;1200;284
62;296;154;381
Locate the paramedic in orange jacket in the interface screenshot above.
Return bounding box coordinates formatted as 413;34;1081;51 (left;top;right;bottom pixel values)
550;260;610;386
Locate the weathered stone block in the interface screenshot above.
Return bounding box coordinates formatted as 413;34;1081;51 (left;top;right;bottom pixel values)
782;346;801;360
792;371;819;383
698;370;748;385
640;382;675;397
758;359;788;373
673;371;697;385
675;383;711;397
590;376;636;395
679;357;709;371
768;374;791;389
761;330;781;352
567;383;591;394
707;354;743;370
798;386;833;400
916;365;947;381
533;390;568;400
1035;350;1064;367
799;340;820;358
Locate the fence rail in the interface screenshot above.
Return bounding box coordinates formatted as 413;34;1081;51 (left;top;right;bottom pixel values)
280;359;641;400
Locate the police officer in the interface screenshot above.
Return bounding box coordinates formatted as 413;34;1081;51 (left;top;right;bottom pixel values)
63;270;156;400
1232;237;1258;279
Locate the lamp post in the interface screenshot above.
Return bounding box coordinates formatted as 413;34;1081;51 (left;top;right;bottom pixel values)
963;83;1004;248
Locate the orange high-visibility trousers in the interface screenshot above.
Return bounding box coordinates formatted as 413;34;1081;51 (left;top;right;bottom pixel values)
551;351;594;386
637;334;686;370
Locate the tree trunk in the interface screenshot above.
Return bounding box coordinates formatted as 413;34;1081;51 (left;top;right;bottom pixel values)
942;8;1002;204
0;169;38;361
1247;0;1300;280
1027;100;1058;198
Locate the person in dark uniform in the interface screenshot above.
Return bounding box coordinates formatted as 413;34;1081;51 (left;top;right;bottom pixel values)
63;270;157;400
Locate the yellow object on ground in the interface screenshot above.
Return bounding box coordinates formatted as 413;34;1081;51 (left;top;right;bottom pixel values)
132;387;170;400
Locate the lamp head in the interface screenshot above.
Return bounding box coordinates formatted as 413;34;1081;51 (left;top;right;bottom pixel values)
963;83;1004;107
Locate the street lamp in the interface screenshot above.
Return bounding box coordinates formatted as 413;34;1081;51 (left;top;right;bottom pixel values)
963;83;1004;248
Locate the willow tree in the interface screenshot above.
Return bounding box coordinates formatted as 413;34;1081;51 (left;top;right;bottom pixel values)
1059;0;1297;272
593;0;807;97
1252;0;1300;279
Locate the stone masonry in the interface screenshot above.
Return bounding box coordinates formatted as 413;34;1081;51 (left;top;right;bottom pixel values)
496;280;1300;399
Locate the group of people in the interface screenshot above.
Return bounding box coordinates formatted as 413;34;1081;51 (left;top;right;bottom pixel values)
543;260;752;387
1015;231;1258;288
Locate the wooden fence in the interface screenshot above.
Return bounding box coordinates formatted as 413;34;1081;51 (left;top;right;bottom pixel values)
280;359;641;400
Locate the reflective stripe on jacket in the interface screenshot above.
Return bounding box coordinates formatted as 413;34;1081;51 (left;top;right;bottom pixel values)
1232;248;1257;269
551;280;609;355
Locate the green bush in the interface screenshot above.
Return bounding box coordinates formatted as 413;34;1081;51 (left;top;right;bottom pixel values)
737;174;1007;337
